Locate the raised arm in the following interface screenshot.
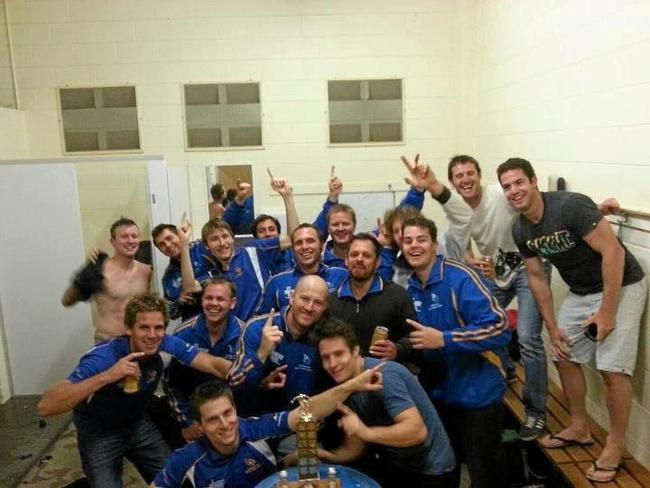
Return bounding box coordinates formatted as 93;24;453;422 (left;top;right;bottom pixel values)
268;169;299;249
38;352;144;417
286;362;384;431
178;220;202;293
313;166;342;238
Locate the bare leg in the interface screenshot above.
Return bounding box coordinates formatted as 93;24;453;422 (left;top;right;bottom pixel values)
597;372;631;464
540;361;593;447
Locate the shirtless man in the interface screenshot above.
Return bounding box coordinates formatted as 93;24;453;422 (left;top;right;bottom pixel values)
63;217;151;342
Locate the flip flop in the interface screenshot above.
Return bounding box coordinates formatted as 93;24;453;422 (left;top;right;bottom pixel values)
586;461;622;483
540;433;594;449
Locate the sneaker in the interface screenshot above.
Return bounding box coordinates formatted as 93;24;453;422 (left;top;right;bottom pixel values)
520;414;545;441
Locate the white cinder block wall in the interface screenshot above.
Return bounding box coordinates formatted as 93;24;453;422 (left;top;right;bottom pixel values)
471;0;650;467
6;0;464;224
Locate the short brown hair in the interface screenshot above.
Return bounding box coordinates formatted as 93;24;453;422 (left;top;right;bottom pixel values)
124;292;169;329
383;205;420;249
327;204;356;226
201;219;234;244
312;319;359;351
402;215;438;242
202;277;237;299
447;155;481;181
110;217;138;239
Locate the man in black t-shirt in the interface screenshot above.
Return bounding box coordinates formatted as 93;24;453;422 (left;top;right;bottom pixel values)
497;158;646;483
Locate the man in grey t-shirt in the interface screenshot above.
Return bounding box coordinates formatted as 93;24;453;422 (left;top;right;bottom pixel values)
498;157;646;483
312;319;457;488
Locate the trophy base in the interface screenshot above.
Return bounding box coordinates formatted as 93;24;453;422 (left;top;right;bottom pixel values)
275;480;341;488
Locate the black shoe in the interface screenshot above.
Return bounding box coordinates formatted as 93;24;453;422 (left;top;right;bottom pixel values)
520;414;545;441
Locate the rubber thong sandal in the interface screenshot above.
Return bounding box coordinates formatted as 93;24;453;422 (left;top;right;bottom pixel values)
540;433;594;449
586;461;622;483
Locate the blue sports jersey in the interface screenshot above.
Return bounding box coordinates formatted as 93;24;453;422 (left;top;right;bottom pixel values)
246;236;295;275
223;196;255;235
197;242;277;322
407;256;510;409
228;307;318;410
161;239;207;320
68;336;199;429
165;313;244;426
258;263;347;314
154;411;291;488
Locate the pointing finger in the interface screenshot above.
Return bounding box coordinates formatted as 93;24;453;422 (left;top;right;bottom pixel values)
400;155;414;172
267;168;274;179
330;165;335;178
406;318;425;330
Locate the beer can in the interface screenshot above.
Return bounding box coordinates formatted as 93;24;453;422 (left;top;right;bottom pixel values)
371;326;389;345
123;375;139;394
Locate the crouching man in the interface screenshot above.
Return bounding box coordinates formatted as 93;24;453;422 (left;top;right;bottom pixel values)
151;364;384;487
313;319;457;488
38;293;231;487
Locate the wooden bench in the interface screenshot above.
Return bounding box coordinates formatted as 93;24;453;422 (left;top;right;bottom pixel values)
503;363;650;487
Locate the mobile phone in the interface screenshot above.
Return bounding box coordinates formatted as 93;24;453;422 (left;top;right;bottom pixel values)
584;322;598;342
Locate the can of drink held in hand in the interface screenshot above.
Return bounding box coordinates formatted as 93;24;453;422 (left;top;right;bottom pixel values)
123;376;139;394
482;256;496;280
371;326;389;346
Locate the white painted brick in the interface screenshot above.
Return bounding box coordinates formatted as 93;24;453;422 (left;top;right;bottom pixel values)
115;42;160;64
68;0;112;22
263;100;325;123
54;65;95;86
10;23;52;45
87;21;134;43
74;43;116;65
12;0;69;23
51;22;92;44
112;0;156;21
14;66;55;89
280;37;323;59
301;15;344;37
136;83;181;106
257;16;302;38
10;45;32;68
176;62;219;82
173;19;221;40
262;79;323;102
137;63;181;85
139;103;182;128
133;20;169;41
154;0;196;20
93;64;138;85
212;17;262;39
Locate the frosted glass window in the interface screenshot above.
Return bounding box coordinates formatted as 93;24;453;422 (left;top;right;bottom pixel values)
58;86;141;153
328;79;402;144
184;83;262;149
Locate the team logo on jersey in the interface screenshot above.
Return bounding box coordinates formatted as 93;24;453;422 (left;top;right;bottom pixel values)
205;480;224;488
244;457;262;474
145;370;158;384
326;281;335;291
234;267;243;277
172;276;182;288
283;285;293;299
413;300;423;313
303;354;312;365
271;351;284;364
428;292;442;311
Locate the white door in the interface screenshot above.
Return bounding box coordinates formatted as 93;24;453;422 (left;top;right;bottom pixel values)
147;158;171;293
0;163;93;395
